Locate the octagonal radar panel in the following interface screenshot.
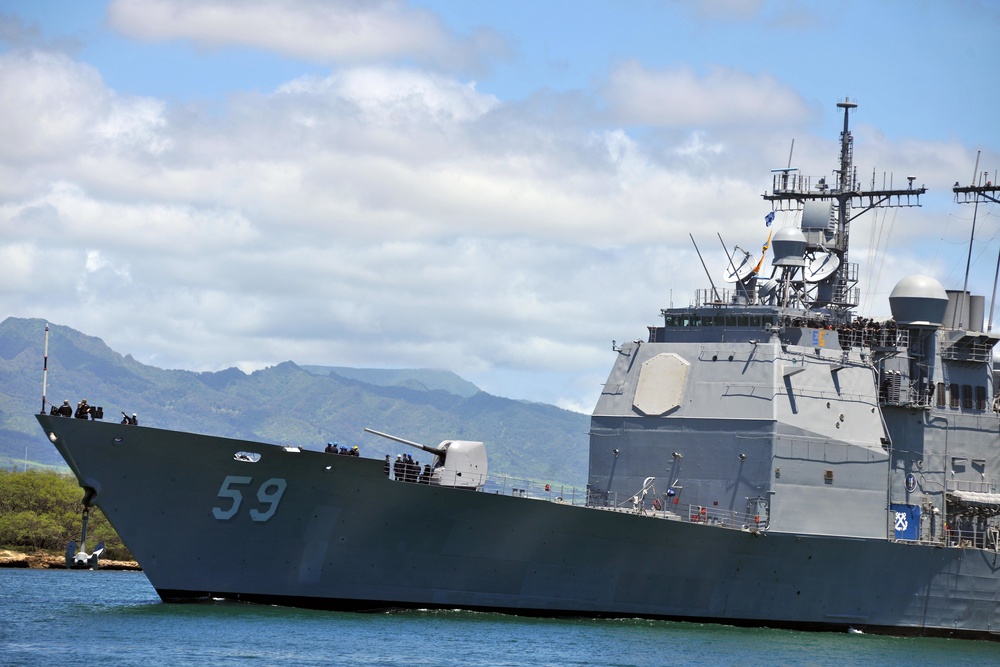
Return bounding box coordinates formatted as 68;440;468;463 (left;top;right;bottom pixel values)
633;353;689;416
804;251;840;283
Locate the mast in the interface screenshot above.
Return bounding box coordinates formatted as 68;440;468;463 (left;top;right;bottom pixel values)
41;323;49;414
763;99;926;322
952;160;1000;330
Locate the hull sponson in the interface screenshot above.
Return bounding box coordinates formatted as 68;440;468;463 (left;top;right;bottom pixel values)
37;415;1000;640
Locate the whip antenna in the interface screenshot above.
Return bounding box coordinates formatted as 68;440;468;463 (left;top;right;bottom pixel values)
41;323;49;414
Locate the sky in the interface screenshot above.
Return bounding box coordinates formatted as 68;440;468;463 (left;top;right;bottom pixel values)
1;0;999;414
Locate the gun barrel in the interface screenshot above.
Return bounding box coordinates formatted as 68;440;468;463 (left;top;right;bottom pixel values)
364;427;445;456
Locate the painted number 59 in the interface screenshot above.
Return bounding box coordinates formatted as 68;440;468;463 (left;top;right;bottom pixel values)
212;475;287;522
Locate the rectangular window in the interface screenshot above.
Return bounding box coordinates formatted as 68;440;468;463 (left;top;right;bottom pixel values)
950;384;960;409
936;382;946;408
962;385;973;409
976;386;987;410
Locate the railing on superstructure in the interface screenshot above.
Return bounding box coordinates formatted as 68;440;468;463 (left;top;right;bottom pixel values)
939;336;996;363
893;479;1000;550
389;470;769;531
692;287;756;308
837;319;908;351
587;494;768;532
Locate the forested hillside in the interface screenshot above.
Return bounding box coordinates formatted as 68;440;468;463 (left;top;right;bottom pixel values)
0;317;590;486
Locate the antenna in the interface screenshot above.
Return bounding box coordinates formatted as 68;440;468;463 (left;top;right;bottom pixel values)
689;234;720;302
719;233;754;283
804;251;841;283
762;99;926;320
952;151;1000;330
41;323;49;414
719;233;740;282
956;151;982;329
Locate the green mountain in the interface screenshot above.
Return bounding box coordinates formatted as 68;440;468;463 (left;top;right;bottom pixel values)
300;365;481;397
0;317;590;487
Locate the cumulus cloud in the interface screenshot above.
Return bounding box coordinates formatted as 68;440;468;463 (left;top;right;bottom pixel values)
1;3;991;411
603;61;812;128
107;0;509;72
0;51;108;162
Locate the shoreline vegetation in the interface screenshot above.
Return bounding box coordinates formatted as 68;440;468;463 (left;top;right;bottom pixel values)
0;468;137;569
0;548;140;570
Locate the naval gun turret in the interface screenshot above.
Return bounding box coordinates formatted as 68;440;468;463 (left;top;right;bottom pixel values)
364;427;488;489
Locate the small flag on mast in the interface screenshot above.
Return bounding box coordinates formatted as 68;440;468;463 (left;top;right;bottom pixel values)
753;229;773;274
764;211;775;227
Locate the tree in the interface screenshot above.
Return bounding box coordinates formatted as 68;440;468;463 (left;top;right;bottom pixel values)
0;469;132;561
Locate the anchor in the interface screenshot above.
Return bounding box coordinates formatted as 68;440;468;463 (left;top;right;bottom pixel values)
66;488;104;569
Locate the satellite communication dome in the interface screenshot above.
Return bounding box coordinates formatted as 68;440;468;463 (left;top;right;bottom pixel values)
889;275;948;328
771;228;808;267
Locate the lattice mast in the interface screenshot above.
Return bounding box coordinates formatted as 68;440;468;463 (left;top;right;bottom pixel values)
952;153;1000;331
763;99;926;321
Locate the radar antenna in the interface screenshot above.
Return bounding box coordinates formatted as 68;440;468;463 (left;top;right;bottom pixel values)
952;152;1000;330
763;99;926;321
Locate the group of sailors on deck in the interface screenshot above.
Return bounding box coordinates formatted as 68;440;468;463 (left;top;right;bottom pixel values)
48;398;138;424
386;453;432;484
837;317;901;349
326;441;359;456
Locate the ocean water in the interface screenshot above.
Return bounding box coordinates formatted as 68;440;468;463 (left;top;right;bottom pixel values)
1;569;996;666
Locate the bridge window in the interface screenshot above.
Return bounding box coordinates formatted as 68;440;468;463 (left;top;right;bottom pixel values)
962;385;973;409
936;382;945;408
949;384;960;409
976;386;987;410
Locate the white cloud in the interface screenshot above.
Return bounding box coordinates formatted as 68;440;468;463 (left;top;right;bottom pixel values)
0;50;108;161
603;61;812;127
1;9;992;412
107;0;508;71
93;96;172;155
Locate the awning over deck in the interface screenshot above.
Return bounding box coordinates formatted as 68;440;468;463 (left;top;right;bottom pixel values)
948;490;1000;514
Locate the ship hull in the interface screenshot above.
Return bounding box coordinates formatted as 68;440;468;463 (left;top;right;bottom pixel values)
37;415;1000;640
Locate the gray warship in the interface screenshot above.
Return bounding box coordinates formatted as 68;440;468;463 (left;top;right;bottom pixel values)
37;100;1000;639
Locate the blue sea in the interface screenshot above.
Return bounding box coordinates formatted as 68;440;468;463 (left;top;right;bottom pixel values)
1;569;997;666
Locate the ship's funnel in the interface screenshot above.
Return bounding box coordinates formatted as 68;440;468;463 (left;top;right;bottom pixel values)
943;291;986;331
970;294;985;332
771;228;807;267
889;275;948;328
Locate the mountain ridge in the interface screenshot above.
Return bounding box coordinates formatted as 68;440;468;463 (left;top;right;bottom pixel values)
0;317;589;487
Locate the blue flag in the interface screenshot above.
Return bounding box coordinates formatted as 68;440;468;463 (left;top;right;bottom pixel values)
764;211;775;227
